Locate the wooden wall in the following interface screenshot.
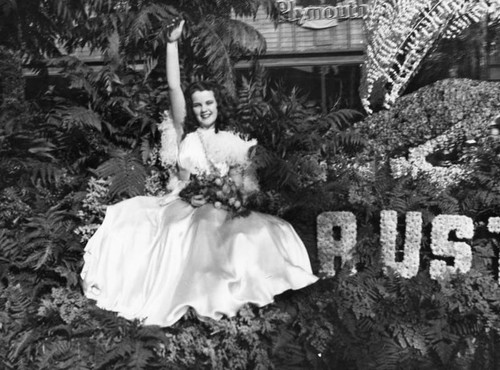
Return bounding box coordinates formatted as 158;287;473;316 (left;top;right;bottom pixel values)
235;6;365;56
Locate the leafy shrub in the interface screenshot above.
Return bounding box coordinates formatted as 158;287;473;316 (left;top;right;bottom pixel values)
355;78;500;160
4;45;500;370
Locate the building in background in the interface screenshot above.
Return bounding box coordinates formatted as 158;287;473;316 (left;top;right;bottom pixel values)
22;0;500;109
235;0;367;112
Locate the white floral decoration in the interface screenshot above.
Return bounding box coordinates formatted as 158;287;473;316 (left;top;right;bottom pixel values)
317;211;357;277
389;118;482;188
380;211;421;278
487;217;500;233
361;0;494;112
407;136;467;188
389;157;411;179
74;223;102;244
430;214;474;279
487;216;500;283
74;177;110;243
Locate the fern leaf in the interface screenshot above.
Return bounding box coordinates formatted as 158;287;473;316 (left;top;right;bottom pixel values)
8;329;37;364
29;162;61;187
190;16;266;96
56;107;102;131
96;342;134;370
96;150;147;198
0;229;18;259
128;346;155;370
126;3;177;47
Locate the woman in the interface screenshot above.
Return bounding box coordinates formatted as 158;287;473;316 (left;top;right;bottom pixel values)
81;19;318;327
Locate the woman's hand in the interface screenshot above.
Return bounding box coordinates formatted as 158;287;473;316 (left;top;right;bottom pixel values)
190;194;207;207
166;18;185;43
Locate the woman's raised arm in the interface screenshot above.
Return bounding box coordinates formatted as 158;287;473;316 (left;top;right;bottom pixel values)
166;20;186;128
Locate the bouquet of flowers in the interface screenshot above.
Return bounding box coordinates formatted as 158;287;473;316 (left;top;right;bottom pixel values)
179;173;250;218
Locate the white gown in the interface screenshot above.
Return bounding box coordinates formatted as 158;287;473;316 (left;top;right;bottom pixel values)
81;127;318;327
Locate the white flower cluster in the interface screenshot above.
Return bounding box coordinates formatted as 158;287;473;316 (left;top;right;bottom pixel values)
317;211;357;277
389;120;480;188
74;223;102;244
389;157;411;178
144;169;169;197
74;177;110;243
380;211;421;278
487;216;500;283
430;215;473;279
487;217;500;233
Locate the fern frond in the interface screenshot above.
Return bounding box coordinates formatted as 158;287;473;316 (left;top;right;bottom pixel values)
324;109;364;131
96;342;134;370
5;286;33;320
96;150;147;198
0;229;18;259
55;107;102;131
190;16;266;96
8;329;38;365
190;17;236;96
34;340;76;369
29;162;61;187
126;3;177;47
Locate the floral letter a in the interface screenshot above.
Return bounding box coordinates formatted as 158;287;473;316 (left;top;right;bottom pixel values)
317;212;357;277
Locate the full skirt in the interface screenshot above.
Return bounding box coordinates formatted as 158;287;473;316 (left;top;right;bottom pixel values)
81;196;318;327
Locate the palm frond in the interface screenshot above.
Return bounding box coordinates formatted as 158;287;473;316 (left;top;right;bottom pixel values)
190;16;266;96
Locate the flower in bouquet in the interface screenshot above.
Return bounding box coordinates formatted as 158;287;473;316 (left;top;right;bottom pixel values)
179;171;250;218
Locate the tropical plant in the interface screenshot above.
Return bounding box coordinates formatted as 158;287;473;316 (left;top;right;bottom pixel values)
408;15;500;92
18;0;277;201
0;0;85;61
235;70;365;197
360;0;500;113
58;0;274;95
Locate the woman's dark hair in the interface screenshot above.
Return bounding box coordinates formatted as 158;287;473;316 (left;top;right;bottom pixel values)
185;81;234;133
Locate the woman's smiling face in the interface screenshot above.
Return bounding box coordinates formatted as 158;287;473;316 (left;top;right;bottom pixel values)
191;90;218;129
